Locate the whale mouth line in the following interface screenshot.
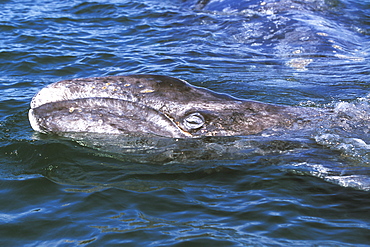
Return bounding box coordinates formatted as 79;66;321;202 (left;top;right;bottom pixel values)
29;96;192;138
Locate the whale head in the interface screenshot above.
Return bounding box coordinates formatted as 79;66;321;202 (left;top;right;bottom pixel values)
29;75;295;138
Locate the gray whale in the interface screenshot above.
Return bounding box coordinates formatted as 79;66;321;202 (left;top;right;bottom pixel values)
29;74;318;138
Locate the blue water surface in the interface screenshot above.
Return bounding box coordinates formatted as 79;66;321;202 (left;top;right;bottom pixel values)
1;0;370;246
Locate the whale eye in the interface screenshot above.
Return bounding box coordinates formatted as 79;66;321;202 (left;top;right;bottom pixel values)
183;112;205;130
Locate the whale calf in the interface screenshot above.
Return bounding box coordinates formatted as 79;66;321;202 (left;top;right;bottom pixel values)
29;74;318;138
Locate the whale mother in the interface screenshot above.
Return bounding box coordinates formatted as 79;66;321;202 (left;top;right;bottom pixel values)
29;75;312;138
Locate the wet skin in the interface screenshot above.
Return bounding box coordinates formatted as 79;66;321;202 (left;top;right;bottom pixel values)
29;75;312;138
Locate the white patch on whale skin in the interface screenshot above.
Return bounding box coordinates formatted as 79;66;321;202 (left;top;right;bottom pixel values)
30;79;126;109
30;83;67;109
28;109;41;132
30;76;158;110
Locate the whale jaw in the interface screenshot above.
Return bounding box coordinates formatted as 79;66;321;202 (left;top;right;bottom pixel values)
29;97;191;138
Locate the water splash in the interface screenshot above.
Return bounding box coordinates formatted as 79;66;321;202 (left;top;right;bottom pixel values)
286;162;370;191
314;99;370;163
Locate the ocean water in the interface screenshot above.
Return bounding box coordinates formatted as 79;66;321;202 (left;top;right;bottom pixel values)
1;0;370;246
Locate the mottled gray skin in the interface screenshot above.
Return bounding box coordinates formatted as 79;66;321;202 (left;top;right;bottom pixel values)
29;75;309;138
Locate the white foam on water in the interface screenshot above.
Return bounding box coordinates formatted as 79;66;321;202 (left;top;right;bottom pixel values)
287;162;370;191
